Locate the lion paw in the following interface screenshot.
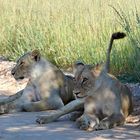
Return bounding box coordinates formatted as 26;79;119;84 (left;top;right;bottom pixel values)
0;104;9;115
36;116;47;124
36;114;58;124
76;114;98;131
98;120;111;130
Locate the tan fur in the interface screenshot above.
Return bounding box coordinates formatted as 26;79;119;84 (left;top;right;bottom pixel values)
0;50;75;114
74;67;133;131
36;32;133;131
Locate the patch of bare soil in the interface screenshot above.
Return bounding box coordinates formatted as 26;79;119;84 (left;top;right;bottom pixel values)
126;83;140;123
0;59;28;96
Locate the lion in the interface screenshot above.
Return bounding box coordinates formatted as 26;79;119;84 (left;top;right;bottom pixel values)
0;50;75;114
36;32;133;131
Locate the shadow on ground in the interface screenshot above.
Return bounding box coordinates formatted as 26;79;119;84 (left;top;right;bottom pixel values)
0;112;140;140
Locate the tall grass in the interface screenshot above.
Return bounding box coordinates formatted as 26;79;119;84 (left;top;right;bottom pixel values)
0;0;140;81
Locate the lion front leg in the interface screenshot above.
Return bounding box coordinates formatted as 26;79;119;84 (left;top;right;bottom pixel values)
76;113;99;131
68;111;83;121
76;96;100;131
98;113;125;130
36;111;62;124
36;98;85;124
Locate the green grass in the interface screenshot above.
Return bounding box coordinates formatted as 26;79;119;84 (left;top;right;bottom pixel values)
0;0;140;82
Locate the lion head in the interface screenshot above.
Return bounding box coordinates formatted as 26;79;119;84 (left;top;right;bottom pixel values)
73;61;101;98
11;50;41;80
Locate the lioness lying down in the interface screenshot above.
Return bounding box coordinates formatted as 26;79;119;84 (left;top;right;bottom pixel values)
36;32;133;131
0;50;75;114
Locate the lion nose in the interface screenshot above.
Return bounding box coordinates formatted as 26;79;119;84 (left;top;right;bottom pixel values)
74;92;80;96
73;90;80;96
11;71;15;76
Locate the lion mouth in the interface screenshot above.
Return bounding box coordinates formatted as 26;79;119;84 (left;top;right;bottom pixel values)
19;76;24;79
77;94;87;98
15;76;24;80
74;92;87;99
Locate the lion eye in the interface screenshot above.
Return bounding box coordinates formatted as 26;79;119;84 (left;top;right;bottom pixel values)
20;61;25;65
73;78;77;83
82;77;88;83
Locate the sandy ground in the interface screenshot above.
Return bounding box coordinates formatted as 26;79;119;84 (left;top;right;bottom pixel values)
0;59;140;140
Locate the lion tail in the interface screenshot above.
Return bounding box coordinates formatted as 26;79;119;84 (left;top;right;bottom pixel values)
0;90;23;105
103;32;126;73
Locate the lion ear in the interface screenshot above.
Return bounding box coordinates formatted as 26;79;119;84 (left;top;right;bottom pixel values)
73;61;85;68
93;63;102;71
91;63;102;77
31;50;41;61
73;61;85;74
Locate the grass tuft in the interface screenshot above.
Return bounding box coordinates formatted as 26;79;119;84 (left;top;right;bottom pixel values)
0;0;140;82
